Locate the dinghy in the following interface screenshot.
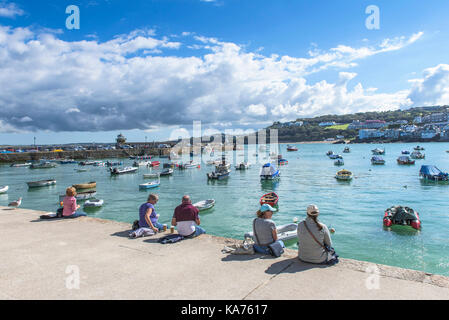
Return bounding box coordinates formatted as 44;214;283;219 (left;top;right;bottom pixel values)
260;192;279;207
244;223;298;243
383;206;421;230
334;159;344;166
84;199;104;208
72;181;96;190
335;169;353;181
10;163;32;167
0;186;9;194
110;166;138;175
287;145;298;152
371;156;385;165
193;199;215;212
159;168;173;176
27;179;57;188
139;180;160;189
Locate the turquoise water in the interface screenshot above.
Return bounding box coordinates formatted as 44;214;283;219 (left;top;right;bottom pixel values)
2;142;449;276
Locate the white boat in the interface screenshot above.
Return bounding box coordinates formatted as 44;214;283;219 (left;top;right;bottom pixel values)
244;223;298;242
260;163;280;180
84;199;104;208
110;166;138;175
193;199;215;212
372;148;386;155
207;163;231;180
30;162;58;169
139;180;160;189
59;190;97;202
27;179;57;188
0;186;9;194
10;163;32;167
93;161;106;167
133;161;151;167
235;162;251;170
411;151;425;159
371;156;386;165
160;168;174;176
143;173;160;179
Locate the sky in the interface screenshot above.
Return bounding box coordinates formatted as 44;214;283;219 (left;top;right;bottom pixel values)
0;0;449;145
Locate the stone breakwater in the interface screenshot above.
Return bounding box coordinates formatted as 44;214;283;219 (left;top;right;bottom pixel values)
0;148;170;163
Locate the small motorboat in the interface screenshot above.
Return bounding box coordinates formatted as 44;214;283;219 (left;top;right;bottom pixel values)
401;150;410;155
83;199;104;208
410;151;425;159
235;162;251;170
245;223;298;243
397;156;415;165
10;163;32;167
106;161;123;166
30;161;58;169
159;168;174;176
59;159;77;164
79;161;97;166
110;166;138;175
151;161;161;167
335;169;353;181
207;163;231;180
260;192;279;207
343;147;350;153
371;156;385;165
139;180;161;189
143;173;160;179
193;199;215;212
419;165;449;181
372;148;385;155
287;145;298;152
383;206;421;230
326;151;334;156
133;161;150;167
414;146;425;151
260;163;280;180
0;186;9;194
278;158;288;166
334;159;344;166
72;181;96;190
329;154;343;160
27;179;57;188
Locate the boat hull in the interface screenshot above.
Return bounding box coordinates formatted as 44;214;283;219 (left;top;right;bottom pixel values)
27;180;56;188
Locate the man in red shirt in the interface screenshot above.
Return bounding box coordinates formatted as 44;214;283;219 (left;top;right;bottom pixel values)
171;195;206;237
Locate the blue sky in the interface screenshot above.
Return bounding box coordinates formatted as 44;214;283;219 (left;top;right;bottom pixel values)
1;0;449;145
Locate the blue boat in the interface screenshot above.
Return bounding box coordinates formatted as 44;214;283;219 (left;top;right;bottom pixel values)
419;165;449;181
260;163;280;180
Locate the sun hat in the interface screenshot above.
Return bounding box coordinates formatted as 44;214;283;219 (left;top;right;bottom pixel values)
260;203;277;213
307;204;320;217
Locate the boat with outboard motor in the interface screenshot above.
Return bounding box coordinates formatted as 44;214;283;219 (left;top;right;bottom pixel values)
372;148;385;155
410;151;425;159
335;169;353;181
207;163;231;180
10;162;32;167
419;165;449;181
139;180;161;189
27;179;56;188
383;206;421;230
371;156;385;165
159;168;174;176
83;199;104;208
193;199;215;212
397;156;415;165
110;166;138;175
329;154;343;160
287;145;298;152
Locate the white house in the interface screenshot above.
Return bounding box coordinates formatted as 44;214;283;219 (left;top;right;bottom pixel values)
358;129;384;140
319;121;336;127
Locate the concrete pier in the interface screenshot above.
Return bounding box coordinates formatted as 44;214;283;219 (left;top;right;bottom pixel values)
1;206;448;300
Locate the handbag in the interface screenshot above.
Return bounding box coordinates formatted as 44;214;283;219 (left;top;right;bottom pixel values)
253;219;284;257
303;221;339;265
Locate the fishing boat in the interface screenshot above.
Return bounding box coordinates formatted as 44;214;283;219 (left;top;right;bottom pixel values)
260;192;279;207
159;168;174;176
419;165;449;181
0;186;9;194
260;163;280;180
83;199;104;208
372;148;385;155
383;206;421;230
139;180;161;189
27;179;57;188
72;181;96;190
133;161;151;167
334;159;344;166
343;147;350;153
10;162;32;167
287;145;298;152
235;162;251;170
401;150;410;155
30;161;58;169
59;190;97;202
414;146;425;151
244;223;298;243
329;154;343;160
371;156;385;165
207;163;231;180
397;156;415;165
59;159;77;164
193;199;215;212
335;169;353;181
110;166;138;175
410;151;425;159
143;173;160;179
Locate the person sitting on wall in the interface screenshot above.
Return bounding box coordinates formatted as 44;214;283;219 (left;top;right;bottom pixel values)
171;195;206;237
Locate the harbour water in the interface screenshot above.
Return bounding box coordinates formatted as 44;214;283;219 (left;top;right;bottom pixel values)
1;142;449;276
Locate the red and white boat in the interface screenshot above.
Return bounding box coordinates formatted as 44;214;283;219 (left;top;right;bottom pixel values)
260;192;279;207
151;161;161;167
287;145;298;152
383;206;421;230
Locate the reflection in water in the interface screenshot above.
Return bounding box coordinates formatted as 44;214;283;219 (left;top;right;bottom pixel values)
260;179;279;192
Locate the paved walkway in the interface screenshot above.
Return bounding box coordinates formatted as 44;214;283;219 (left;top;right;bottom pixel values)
1;206;448;299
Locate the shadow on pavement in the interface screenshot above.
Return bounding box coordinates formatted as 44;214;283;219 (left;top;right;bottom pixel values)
265;257;329;275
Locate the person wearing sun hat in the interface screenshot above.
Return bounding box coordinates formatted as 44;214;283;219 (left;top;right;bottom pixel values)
252;203;285;255
297;204;337;264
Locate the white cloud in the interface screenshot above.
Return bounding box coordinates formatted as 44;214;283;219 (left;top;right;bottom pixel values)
0;26;434;133
0;2;24;18
408;64;449;107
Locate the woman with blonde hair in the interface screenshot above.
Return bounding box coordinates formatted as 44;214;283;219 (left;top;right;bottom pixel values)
297;204;338;265
62;187;86;218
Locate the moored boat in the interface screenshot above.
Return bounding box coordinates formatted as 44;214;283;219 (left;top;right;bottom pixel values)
110;166;138;175
159;168;174;176
143;173;160;179
193;199;215;212
329;154;343;160
383;206;421;230
59;190;97;202
334;159;344;166
133;161;151;167
260;163;280;180
419;165;449;181
326;151;334;156
0;186;9;194
287;145;298;152
245;223;298;243
10;162;32;167
27;179;57;188
30;161;58;169
397;156;415;165
414;146;425;151
410;151;425;159
79;161;97;166
372;148;385;155
72;181;96;190
207;163;231;180
59;159;77;164
371;156;385;165
343;147;350;153
83;199;104;208
401;150;410;155
235;162;251;170
260;192;279;207
335;169;353;181
139;180;160;189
